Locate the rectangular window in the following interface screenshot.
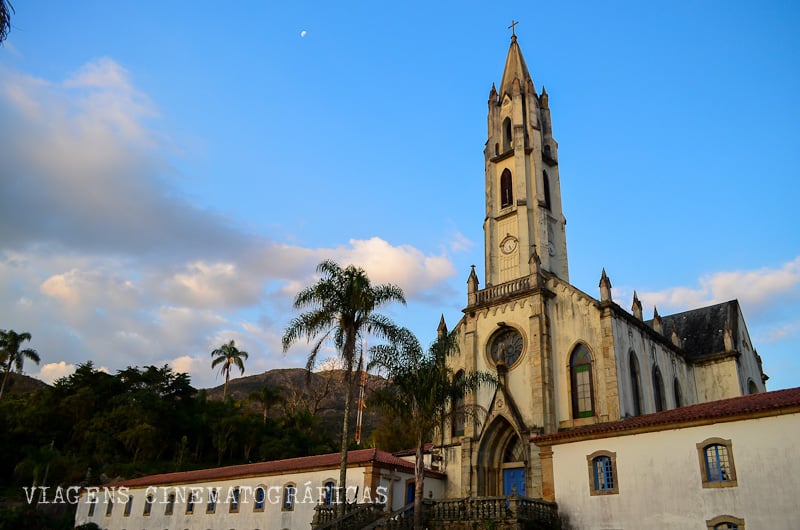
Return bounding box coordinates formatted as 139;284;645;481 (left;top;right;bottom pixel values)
253;487;265;512
186;491;195;514
586;450;619;495
229;487;240;513
165;492;175;515
282;484;296;511
594;457;614;490
206;488;217;514
143;495;153;516
575;365;592;417
697;438;738;488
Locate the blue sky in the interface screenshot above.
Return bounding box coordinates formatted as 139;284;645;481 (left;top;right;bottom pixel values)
1;1;798;390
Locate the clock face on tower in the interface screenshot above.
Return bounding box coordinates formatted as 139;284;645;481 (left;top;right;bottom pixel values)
500;236;518;255
489;328;524;368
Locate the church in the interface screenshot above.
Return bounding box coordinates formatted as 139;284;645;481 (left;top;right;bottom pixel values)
74;33;800;530
437;31;767;500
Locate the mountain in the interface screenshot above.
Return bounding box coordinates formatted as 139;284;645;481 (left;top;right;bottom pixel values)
0;372;47;396
204;368;389;444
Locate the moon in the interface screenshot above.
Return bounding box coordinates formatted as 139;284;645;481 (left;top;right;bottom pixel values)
300;30;307;38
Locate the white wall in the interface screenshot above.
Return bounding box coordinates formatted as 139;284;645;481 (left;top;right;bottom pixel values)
549;413;800;529
76;466;380;530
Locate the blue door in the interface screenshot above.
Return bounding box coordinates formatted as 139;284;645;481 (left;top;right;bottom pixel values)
503;467;526;496
406;481;415;504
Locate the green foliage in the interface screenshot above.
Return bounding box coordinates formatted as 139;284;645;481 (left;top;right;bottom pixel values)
210;340;249;398
282;259;406;515
0;329;41;400
369;327;496;529
0;362;341;503
0;505;76;530
0;1;12;45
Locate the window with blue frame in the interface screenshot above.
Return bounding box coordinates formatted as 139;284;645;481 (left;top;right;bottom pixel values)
594;456;613;490
586;450;618;495
206;488;217;513
282;483;296;511
254;486;266;512
228;487;240;513
323;481;335;506
697;438;738;488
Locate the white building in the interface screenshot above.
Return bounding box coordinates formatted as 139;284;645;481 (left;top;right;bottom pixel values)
74;448;445;530
534;387;800;529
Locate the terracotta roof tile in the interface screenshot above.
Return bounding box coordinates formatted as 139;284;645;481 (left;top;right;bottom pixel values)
534;387;800;445
111;448;420;488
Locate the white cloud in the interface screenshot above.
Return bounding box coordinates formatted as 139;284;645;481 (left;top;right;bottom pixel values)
449;231;474;253
638;256;800;314
35;361;76;384
760;320;800;344
164;260;263;309
0;60;461;391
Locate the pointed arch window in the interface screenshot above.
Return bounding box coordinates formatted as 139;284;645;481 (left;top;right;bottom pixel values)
542;171;552;211
653;366;666;412
500;169;513;208
504;434;526;463
570;344;594;418
674;378;683;407
451;370;465;438
629;352;643;416
503;117;512;151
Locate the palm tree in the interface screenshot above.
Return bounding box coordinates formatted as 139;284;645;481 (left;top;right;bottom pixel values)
282;259;405;515
0;1;13;45
369;327;495;529
249;385;283;425
0;329;41;400
210;340;249;399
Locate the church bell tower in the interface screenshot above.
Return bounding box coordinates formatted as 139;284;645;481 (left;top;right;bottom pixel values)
484;34;568;285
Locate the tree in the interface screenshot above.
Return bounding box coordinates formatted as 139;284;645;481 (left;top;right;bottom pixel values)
210;340;249;399
0;1;13;45
249;385;283;425
282;259;405;515
0;329;41;400
369;327;495;529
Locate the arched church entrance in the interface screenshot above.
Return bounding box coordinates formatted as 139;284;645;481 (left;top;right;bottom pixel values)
477;416;527;496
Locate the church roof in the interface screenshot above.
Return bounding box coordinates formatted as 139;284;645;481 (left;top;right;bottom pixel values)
109;448;427;488
647;300;739;359
533;386;800;445
498;35;533;98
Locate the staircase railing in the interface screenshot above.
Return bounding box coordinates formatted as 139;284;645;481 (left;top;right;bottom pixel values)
311;501;386;530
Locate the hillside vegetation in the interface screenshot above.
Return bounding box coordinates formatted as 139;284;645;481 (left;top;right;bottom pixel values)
0;363;411;505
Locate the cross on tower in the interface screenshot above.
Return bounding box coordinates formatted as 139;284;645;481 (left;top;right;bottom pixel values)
508;20;519;37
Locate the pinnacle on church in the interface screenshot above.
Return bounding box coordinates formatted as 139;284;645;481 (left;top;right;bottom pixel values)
499;32;533;98
653;306;663;334
599;268;613;302
632;291;643;320
437;314;448;338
